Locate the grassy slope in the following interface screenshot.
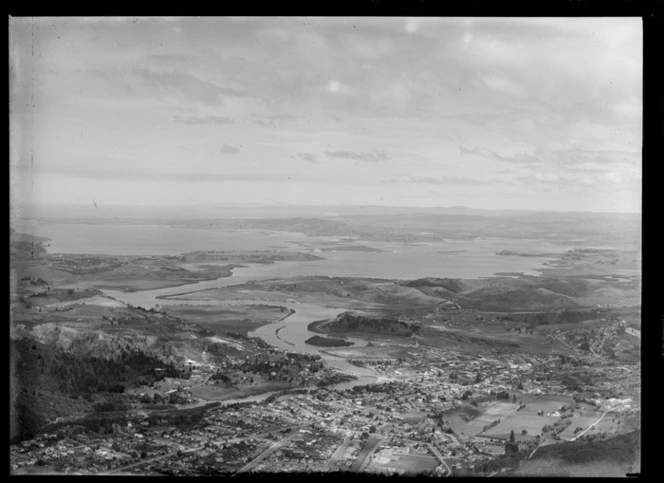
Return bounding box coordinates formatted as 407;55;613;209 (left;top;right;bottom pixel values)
510;430;640;477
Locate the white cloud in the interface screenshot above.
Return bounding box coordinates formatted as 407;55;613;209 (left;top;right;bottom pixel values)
462;32;473;50
8;17;642;211
326;80;353;95
403;17;448;34
534;172;559;182
478;73;524;97
602;172;622;184
405;19;419;34
77;16;181;24
611;100;641;119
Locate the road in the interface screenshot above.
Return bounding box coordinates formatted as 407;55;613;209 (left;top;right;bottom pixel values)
105;422;309;475
525;404;626;461
531;356;560;368
353;435;384;473
443;432;461;446
426;442;451;476
326;433;353;470
107;441;205;475
570;405;624;441
289;400;320;420
234;428;301;474
189;373;213;389
551;334;575;351
528;443;540;460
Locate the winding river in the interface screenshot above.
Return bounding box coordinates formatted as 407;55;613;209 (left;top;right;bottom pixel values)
99;263;381;389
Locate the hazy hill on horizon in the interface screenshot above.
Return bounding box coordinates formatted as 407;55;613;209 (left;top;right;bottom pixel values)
13;202;640;222
12;203;640;249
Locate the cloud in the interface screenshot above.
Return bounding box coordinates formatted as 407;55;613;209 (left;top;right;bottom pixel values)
460;146;641;184
324;149;391;162
404;19;420;34
9;17;642;211
34;164;277;182
221;144;241;155
533;172;559;182
252;119;276;128
77;17;181;24
601;172;622;185
326;80;353;95
459;146;539;165
145;53;192;65
408;175;492;186
270;114;297;122
477;73;524;97
403;17;446;35
328;80;341;93
297;153;317;163
173;115;235;124
131;67;255;105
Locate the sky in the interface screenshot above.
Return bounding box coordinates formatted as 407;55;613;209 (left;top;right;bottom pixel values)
9;16;642;213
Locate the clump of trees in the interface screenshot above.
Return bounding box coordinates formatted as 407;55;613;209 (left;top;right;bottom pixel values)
49;348;182;396
93;395;130;412
327;312;421;336
305;335;353;347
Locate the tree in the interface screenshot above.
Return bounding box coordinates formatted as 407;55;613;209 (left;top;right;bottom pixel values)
509;430;515;443
512;394;517;404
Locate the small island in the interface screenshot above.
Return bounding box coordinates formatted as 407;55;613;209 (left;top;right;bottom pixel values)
304;335;354;347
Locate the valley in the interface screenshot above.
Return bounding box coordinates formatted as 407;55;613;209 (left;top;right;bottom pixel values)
9;211;641;476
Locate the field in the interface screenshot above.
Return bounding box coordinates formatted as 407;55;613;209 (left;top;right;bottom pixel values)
483;402;519;418
372;452;439;474
419;324;575;357
162;304;289;336
557;416;599;440
482;414;557;440
323;345;406;361
519;393;574;412
85;279;199;291
54;295;127;308
442;394;583;444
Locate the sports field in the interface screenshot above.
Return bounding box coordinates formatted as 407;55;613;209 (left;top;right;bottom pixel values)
372;453;439;474
482;414;558;439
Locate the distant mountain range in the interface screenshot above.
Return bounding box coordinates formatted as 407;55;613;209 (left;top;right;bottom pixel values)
13;203;640;221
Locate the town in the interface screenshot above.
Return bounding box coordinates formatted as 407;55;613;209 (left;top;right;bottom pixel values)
10;335;640;476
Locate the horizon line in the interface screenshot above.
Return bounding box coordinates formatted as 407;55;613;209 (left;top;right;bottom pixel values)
13;201;641;216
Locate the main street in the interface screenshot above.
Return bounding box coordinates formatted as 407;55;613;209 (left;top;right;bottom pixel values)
104;422;310;475
354;435;384;473
234;428;303;474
